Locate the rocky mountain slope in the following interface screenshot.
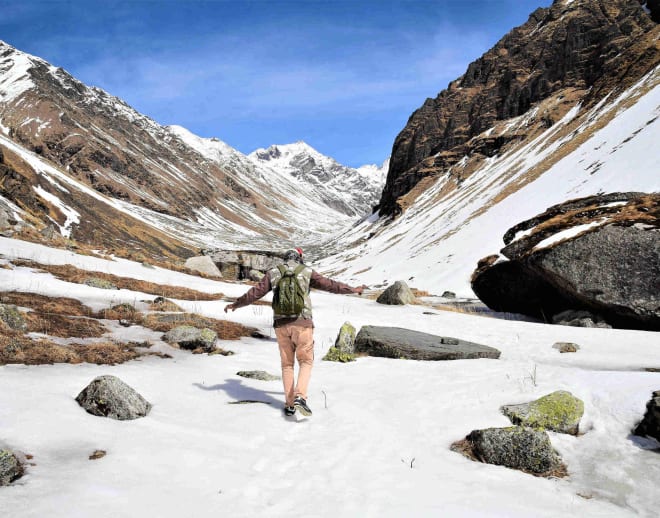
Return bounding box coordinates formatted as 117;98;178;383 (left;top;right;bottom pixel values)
378;0;658;218
318;0;659;295
0;40;384;258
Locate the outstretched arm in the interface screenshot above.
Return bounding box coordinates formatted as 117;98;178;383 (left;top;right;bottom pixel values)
310;270;367;295
224;273;272;312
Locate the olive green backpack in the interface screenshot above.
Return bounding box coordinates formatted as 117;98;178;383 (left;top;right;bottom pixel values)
272;264;307;316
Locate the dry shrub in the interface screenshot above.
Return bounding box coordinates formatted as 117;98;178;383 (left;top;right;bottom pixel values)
0;333;79;365
0;333;163;365
71;342;140;364
142;313;255;340
149;298;183;312
411;288;431;297
25;313;107;338
95;303;143;324
11;260;224;301
0;291;93;317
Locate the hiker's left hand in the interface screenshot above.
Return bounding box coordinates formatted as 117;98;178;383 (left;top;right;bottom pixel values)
224;303;236;313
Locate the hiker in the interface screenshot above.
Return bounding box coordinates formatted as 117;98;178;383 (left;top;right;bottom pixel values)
224;247;366;417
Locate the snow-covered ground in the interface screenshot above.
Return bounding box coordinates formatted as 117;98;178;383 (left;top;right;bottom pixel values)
1;237;658;517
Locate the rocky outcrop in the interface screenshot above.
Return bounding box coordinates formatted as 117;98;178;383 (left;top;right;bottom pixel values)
633;390;660;442
354;326;500;361
0;304;27;331
76;375;152;420
452;426;566;477
471;193;660;330
0;449;23;486
184;256;222;277
205;249;285;280
378;0;659;218
552;342;580;353
501;391;584;435
376;281;415;305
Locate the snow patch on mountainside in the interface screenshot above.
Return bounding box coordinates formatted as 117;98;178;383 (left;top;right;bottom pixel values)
319;67;660;296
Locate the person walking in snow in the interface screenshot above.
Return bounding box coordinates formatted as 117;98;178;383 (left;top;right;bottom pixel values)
224;247;365;417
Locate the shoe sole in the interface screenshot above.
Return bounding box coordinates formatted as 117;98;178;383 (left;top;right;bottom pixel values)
294;401;312;417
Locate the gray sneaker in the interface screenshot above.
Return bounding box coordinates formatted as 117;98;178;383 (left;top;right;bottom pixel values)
284;406;296;416
293;396;312;416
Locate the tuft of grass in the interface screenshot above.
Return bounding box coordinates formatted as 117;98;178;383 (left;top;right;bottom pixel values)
95;303;143;324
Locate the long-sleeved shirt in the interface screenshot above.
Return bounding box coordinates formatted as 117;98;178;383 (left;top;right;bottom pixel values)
232;267;356;328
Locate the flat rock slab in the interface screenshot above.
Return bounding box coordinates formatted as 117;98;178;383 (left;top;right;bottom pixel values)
354;326;500;360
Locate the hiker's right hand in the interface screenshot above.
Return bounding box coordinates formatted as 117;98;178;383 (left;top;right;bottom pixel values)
354;285;368;295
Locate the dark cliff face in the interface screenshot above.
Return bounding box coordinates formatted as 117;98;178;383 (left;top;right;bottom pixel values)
378;0;659;218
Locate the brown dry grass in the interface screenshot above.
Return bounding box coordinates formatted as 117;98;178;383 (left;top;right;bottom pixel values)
0;332;164;365
94;303;143;324
25;313;108;338
0;291;93;316
11;260;224;301
142;313;255;340
149;298;183;312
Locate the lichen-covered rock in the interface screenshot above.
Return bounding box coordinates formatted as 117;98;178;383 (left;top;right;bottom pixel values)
501;390;584;435
354;326;500;361
163;325;217;352
75;375;152;420
334;322;356;353
453;426;565;476
84;277;118;290
376;281;415;305
324;322;357;362
552;342;580;353
0;449;24;486
236;370;280;381
633;390;660;442
0;304;27;331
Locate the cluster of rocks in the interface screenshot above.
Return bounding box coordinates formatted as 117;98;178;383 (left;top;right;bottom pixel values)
471;193;659;331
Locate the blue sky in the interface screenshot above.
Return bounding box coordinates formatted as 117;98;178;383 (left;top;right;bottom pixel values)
0;0;551;167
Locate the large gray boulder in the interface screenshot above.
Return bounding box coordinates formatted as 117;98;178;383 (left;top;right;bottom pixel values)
76;375;152;420
633;390;660;442
472;193;660;330
501;391;584;435
185;256;222;277
0;449;23;486
452;426;565;476
376;281;415;305
354;326;500;361
0;304;27;331
163;325;217;352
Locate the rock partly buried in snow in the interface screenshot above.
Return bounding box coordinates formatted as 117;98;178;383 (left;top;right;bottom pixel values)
84;277;118;290
471;193;660;330
354;326;500;360
452;426;565;477
184;255;222;277
236;370;280;381
76;375;151;420
633;390;660;442
376;281;415;305
0;449;24;486
0;303;27;331
552;342;580;353
163;325;217;352
501;391;584;435
552;309;612;329
324;321;357;362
